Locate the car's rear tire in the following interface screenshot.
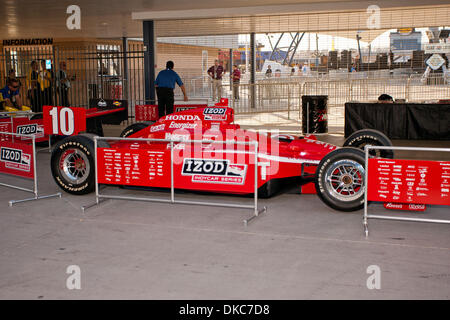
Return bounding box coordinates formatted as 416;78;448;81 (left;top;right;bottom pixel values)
120;122;153;137
315;147;366;212
51;135;109;195
343;129;393;158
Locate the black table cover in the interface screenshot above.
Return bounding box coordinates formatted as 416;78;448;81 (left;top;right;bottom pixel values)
345;102;450;140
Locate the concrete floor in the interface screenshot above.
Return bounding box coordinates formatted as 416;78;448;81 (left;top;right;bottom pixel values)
0;131;449;300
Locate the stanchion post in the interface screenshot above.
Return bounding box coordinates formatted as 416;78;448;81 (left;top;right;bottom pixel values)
32;135;38;199
363;145;370;237
95;137;99;205
254;141;258;217
170;140;174;203
306;101;310;135
48;134;52;153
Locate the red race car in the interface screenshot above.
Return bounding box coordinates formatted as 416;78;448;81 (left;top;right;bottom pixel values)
50;106;393;211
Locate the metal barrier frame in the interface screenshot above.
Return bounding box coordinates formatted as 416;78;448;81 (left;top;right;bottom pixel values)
82;136;267;226
0;111;52;153
363;145;450;237
0;131;61;206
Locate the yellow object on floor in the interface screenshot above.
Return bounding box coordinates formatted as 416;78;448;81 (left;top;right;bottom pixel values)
4;105;31;112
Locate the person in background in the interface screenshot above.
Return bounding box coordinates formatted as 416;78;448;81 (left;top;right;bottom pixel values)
378;94;394;103
0;78;23;110
57;61;75;106
26;61;40;112
265;65;272;78
155;60;188;118
301;63;311;76
290;67;296;76
207;59;225;102
6;69;21;87
38;59;53;110
232;65;241;101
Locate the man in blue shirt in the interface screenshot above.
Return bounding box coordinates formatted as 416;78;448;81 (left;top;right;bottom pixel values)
0;78;23;110
155;61;188;118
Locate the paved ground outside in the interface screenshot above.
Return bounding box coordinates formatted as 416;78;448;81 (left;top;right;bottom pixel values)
0;130;449;299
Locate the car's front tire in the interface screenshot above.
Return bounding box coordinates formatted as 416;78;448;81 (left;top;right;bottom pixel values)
51;135;97;195
315;147;366;212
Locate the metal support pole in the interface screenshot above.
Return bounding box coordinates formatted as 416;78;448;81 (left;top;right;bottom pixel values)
170;140;174;203
244;141;267;227
229;48;233;105
143;20;156;104
95;137;99;205
254;142;258;216
53;46;58;106
306;101;310;135
32;135;38;198
122;37;129;103
363;145;369;237
250;33;256;109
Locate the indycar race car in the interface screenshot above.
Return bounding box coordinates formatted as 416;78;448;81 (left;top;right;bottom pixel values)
50;105;393;212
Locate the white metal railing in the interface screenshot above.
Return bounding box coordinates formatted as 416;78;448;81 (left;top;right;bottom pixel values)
81;136;267;226
0;131;61;206
363;145;450;237
213;75;450;133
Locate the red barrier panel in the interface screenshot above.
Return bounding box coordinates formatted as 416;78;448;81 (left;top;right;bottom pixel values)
367;158;450;206
0;139;34;179
0;114;48;144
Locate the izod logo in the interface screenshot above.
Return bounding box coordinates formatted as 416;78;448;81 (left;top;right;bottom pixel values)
203;108;227;121
16;124;38;135
181;158;247;185
1;147;22;164
182;159;228;176
203;108;226;115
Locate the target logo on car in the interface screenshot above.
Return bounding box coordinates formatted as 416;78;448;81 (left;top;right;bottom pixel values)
203;108;227;121
182;158;247;185
0;147;31;172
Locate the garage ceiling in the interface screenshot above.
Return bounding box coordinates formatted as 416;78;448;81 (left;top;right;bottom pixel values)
0;0;449;41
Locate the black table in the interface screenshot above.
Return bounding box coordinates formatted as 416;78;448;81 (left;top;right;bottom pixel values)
345;102;450;140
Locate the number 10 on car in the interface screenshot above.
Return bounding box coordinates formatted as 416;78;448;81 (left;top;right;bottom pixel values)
43;106;86;136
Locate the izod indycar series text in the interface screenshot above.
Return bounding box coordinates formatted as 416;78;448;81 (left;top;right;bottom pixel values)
49;105;396;212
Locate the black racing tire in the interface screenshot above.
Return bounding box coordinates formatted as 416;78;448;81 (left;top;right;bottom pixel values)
343;129;393;158
315;147;366;212
120;122;153;138
51;135;109;195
